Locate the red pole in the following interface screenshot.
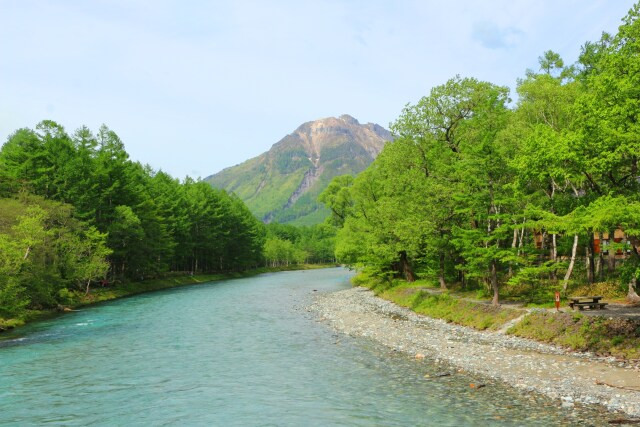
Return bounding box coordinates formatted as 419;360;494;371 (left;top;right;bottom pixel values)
554;291;560;312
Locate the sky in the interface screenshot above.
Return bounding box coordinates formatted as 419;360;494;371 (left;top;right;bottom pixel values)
0;1;636;180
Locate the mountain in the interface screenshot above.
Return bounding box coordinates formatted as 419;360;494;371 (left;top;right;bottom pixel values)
205;114;392;225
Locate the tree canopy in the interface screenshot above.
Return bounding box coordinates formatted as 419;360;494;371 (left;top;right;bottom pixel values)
0;122;266;322
321;3;640;304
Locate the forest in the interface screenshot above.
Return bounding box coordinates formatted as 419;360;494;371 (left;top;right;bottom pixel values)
0;122;271;323
263;222;336;267
0;118;338;326
320;4;640;305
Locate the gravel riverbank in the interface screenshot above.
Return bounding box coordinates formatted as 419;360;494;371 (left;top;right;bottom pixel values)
309;287;640;418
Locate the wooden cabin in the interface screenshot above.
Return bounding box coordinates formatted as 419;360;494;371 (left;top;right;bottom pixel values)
593;229;632;258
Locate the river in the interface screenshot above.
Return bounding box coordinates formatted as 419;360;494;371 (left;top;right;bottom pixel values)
0;268;614;426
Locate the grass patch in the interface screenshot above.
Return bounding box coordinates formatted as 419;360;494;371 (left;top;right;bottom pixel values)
568;281;627;301
376;285;522;331
508;311;640;359
351;273;522;331
0;317;25;331
351;271;640;361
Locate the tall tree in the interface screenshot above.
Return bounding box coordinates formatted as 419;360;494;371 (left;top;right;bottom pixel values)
510;53;586;286
332;76;512;297
572;4;640;300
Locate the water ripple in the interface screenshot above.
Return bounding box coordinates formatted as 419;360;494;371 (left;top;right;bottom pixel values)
0;269;617;426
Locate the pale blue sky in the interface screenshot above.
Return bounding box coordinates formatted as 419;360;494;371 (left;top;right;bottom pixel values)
0;1;635;179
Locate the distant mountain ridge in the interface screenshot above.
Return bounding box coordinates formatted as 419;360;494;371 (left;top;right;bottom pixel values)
205;114;392;225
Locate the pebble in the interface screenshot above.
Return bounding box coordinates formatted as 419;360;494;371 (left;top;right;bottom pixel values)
308;287;640;418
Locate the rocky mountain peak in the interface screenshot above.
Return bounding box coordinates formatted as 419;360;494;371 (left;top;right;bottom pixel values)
206;115;392;225
288;115;390;161
338;114;360;125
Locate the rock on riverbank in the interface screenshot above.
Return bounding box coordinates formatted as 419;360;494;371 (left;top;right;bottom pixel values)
309;287;640;418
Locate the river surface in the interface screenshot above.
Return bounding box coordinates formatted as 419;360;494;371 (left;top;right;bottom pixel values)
0;268;615;426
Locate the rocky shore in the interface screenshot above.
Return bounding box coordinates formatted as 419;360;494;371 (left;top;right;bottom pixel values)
309;287;640;418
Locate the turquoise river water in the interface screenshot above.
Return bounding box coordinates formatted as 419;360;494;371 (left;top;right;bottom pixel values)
0;268;617;426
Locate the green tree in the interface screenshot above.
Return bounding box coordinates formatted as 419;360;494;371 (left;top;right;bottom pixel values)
0;196;111;316
509;53;586;286
570;3;640;300
318;175;355;228
1;119;270;304
334;76;512;299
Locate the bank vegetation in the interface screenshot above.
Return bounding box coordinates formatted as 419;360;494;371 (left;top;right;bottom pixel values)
321;4;640;308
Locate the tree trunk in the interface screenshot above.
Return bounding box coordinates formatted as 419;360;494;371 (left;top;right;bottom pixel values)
562;235;579;293
595;232;603;280
538;231;547;266
85;279;91;295
399;251;416;282
550;233;558;281
490;259;500;306
586;243;594;284
509;228;518;276
458;261;466;289
439;253;447;289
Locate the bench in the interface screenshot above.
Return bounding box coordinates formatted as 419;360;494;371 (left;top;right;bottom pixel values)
568;296;608;310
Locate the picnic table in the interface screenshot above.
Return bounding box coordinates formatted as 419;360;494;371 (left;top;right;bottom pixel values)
568;296;608;310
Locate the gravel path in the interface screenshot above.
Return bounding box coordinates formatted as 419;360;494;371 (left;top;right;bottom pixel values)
309;287;640;418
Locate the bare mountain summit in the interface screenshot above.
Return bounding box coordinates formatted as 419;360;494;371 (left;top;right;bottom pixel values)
205;114;392;225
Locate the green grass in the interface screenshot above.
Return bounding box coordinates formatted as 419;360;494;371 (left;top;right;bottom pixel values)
353;272;640;360
366;280;523;331
352;273;522;330
508;311;640;359
0;317;25;331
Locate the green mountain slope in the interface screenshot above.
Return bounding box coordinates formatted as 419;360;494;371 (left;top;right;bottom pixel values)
205;114;391;225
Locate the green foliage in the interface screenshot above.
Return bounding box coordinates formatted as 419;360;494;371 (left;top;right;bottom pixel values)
274;146;311;174
0;121;268;325
262;223;336;266
318;175;354;227
0;280;29;319
329;76;514;291
0;196;111;317
264;237;304;266
329;4;640;305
